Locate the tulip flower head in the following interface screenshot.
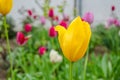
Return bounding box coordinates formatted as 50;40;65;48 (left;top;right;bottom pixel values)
48;8;54;18
114;19;120;27
107;18;115;26
82;12;94;24
24;23;32;32
27;9;32;16
38;46;46;56
33;15;37;19
55;16;91;62
16;32;31;45
111;5;115;11
59;20;68;29
49;26;57;37
0;0;13;15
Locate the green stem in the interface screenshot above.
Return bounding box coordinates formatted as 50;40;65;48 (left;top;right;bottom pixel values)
83;49;89;80
3;16;13;80
70;61;73;80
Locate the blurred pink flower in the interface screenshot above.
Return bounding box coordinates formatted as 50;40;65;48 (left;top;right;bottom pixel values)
63;14;69;22
40;16;46;25
111;5;115;11
82;12;94;24
27;10;32;16
107;18;115;26
38;46;46;55
54;16;59;21
48;8;54;18
16;32;31;45
59;20;67;29
33;15;37;19
114;19;120;27
49;26;57;37
24;23;32;32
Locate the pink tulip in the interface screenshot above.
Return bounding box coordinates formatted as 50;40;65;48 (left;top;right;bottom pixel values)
107;18;115;26
59;20;67;29
82;12;94;24
48;8;54;18
38;46;46;55
27;10;32;16
24;23;32;32
40;16;46;25
16;32;31;45
114;19;120;27
49;26;57;37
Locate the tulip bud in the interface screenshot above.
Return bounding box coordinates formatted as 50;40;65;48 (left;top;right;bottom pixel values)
48;8;54;18
38;46;46;56
111;5;115;11
59;20;67;29
49;26;57;37
27;9;32;16
24;23;32;32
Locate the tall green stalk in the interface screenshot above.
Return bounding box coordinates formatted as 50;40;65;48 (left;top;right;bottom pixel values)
3;16;13;80
83;48;89;80
70;61;73;80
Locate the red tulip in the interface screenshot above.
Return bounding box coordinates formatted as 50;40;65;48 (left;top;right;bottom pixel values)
33;15;37;19
27;10;32;16
111;5;115;11
48;8;54;18
24;23;32;32
38;46;46;55
59;20;67;28
16;32;31;45
49;26;57;37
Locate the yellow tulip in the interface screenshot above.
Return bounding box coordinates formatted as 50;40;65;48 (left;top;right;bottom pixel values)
55;16;91;62
0;0;13;15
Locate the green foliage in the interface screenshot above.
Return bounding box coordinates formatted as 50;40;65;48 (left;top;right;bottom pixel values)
7;47;120;80
0;16;16;39
90;24;120;54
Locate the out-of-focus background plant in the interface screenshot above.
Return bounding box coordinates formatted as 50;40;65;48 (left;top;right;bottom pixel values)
0;0;120;80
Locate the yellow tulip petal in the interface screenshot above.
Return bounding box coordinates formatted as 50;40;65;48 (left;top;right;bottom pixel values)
55;25;66;49
72;21;91;61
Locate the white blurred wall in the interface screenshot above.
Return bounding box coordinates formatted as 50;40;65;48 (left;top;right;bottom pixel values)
9;0;120;25
81;0;120;25
9;0;74;21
